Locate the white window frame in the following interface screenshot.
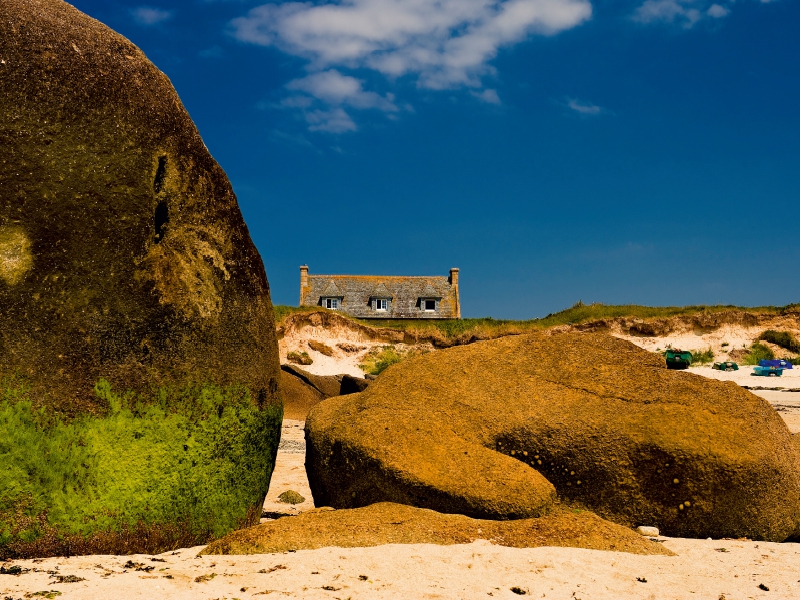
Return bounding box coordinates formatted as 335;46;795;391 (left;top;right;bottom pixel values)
323;297;340;310
422;298;438;312
374;298;388;312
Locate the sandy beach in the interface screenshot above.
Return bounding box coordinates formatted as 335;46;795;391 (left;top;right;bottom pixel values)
4;365;800;600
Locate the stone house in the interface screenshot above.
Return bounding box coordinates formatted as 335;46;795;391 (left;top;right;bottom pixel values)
299;266;460;319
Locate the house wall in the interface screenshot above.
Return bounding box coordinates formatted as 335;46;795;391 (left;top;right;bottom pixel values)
298;269;460;319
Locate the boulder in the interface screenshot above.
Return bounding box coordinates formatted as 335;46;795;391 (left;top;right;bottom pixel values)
340;374;371;395
201;502;673;556
280;370;325;420
0;0;281;557
281;364;342;398
306;332;800;541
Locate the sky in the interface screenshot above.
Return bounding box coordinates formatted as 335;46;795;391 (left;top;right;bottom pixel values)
70;0;799;319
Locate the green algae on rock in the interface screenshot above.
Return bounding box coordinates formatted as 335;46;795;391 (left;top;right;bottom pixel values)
0;379;282;558
0;0;283;556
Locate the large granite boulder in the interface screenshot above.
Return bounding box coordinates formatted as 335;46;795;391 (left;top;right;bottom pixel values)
280;370;325;421
306;332;800;541
0;0;281;557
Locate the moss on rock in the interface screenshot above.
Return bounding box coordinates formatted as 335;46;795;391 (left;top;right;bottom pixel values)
0;0;283;556
0;378;282;558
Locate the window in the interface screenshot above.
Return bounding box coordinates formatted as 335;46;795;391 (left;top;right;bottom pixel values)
423;299;437;312
374;298;388;311
323;298;340;310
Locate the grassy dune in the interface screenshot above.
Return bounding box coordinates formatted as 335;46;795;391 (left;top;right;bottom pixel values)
275;302;797;344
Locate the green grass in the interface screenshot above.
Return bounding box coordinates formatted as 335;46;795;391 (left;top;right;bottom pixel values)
691;349;715;364
353;302;793;344
0;377;282;556
741;343;776;365
360;345;414;376
759;330;800;354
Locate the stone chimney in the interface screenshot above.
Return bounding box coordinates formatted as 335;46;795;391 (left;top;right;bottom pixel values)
299;265;309;304
450;268;460;319
449;267;459;287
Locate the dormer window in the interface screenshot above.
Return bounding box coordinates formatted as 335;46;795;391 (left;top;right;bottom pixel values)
422;299;438;312
373;298;389;311
323;297;340;310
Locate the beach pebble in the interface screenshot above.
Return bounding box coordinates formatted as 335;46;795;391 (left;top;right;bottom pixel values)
636;526;660;537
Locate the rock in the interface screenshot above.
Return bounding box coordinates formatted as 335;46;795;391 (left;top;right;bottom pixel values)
0;0;282;557
280;370;325;420
340;374;370;395
277;490;306;505
306;332;800;541
201;502;674;556
308;340;335;357
636;526;660;537
281;364;342;398
286;351;314;366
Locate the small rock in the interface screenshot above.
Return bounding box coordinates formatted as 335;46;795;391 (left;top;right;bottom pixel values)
278;490;306;505
758;583;769;591
636;526;659;537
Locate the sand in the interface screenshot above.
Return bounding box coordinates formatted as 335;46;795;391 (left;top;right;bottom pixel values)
2;535;799;599
4;367;800;599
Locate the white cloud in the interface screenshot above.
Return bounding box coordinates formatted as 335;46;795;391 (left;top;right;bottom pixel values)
231;0;592;89
632;0;734;27
286;70;398;111
566;98;602;115
305;108;359;132
471;88;502;104
706;3;730;17
231;0;591;131
131;6;174;26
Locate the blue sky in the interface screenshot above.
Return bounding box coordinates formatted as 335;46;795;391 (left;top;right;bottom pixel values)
72;0;799;318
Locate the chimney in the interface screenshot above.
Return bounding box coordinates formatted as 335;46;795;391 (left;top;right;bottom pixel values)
449;267;459;287
450;268;461;319
299;265;309;304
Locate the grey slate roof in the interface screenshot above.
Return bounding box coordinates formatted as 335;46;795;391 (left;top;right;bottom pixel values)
300;271;460;319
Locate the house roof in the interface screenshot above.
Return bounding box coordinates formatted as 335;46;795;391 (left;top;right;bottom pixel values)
301;273;459;319
372;283;391;298
320;280;342;297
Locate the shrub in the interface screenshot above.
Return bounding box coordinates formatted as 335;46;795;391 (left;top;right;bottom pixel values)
758;330;800;354
360;345;409;376
286;351;313;365
308;340;334;357
692;349;715;364
741;343;775;365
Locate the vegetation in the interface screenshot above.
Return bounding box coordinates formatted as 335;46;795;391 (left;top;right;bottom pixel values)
360;345;416;376
759;330;800;354
273;305;328;325
741;343;775;365
0;377;282;556
286;350;313;365
691;349;715;364
355;302;794;345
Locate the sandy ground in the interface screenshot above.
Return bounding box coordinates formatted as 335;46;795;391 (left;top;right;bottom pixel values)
3;529;800;599
4;368;800;599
